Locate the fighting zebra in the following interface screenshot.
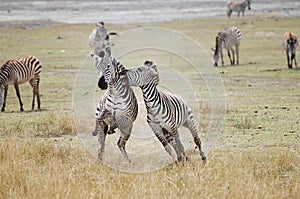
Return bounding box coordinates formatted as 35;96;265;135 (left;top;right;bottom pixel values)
282;32;298;69
0;55;41;112
88;21;118;56
227;0;251;18
91;47;138;162
120;61;206;163
212;26;242;67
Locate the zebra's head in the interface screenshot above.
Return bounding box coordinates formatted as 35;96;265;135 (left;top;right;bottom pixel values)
95;21;109;41
120;60;159;88
287;32;298;52
91;47;120;90
212;36;221;67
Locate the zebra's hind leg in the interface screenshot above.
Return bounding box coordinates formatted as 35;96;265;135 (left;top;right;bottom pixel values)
117;124;133;163
30;78;41;111
183;118;206;162
97;123;108;162
236;44;240;65
14;82;24;111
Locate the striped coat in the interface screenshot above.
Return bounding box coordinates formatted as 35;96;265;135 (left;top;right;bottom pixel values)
91;47;138;162
88;21;118;56
213;26;242;67
0;55;41;112
120;61;206;163
227;0;251;18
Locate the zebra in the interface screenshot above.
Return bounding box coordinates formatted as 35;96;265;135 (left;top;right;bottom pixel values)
282;32;298;69
88;21;118;56
120;61;206;163
212;26;242;67
91;47;138;163
227;0;251;18
0;55;41;112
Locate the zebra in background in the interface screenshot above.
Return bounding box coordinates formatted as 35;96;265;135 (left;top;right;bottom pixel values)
227;0;251;18
120;61;206;163
91;47;138;163
282;32;298;69
0;55;41;112
212;26;242;67
88;21;118;56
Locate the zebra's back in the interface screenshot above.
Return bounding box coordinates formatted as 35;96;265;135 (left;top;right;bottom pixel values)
218;26;242;49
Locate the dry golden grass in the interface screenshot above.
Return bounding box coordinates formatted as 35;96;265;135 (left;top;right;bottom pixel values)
0;15;299;198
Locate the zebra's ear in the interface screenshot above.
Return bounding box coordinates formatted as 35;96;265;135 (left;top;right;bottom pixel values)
96;21;104;27
105;47;111;57
144;60;153;66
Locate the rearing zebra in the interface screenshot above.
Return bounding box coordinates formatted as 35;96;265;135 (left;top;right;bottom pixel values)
88;21;118;56
120;61;206;163
227;0;251;18
0;55;41;112
91;47;138;162
212;26;242;67
282;32;298;69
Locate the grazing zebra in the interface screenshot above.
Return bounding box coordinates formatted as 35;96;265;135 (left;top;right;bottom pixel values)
0;55;41;112
212;26;242;67
227;0;251;18
91;47;138;162
88;21;118;56
282;32;298;69
120;61;206;163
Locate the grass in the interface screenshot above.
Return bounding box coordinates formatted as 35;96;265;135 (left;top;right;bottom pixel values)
0;15;299;198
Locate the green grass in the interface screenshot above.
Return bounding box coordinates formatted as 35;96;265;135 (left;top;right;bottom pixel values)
0;15;299;198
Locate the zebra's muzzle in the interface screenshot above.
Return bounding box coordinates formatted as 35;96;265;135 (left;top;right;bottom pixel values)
98;76;108;90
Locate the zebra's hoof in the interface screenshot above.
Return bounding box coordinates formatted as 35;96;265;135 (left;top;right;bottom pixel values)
214;63;218;67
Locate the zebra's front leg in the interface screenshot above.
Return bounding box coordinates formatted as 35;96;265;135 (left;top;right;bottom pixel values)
1;85;8;112
220;50;224;67
287;49;292;69
163;129;185;162
14;82;24;111
150;123;177;162
227;49;233;65
292;52;297;68
231;48;235;65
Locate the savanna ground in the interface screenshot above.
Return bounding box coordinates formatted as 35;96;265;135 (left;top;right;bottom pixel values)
0;16;299;198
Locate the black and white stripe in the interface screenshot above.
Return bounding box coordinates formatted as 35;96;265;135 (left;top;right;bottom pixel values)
121;61;206;163
0;55;41;112
282;32;298;69
213;26;242;67
227;0;251;18
91;47;138;162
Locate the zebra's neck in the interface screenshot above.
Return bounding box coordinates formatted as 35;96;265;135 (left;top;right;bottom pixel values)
141;83;161;109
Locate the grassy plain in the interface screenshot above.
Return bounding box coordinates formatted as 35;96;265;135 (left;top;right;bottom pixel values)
0;15;299;198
